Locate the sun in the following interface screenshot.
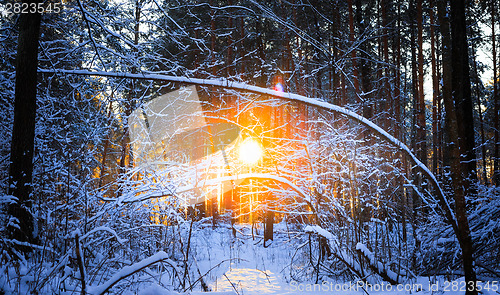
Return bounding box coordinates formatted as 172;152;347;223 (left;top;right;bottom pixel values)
238;138;263;165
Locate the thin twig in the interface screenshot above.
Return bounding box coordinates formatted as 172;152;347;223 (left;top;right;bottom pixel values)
75;233;87;295
224;273;240;295
76;0;107;71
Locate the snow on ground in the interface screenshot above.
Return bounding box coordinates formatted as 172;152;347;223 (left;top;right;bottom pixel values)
135;222;499;295
210;267;281;293
1;220;497;294
192;222;293;294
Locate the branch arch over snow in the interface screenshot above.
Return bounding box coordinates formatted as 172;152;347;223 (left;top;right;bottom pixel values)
38;68;458;232
124;173;309;203
120;172;320;222
88;251;180;295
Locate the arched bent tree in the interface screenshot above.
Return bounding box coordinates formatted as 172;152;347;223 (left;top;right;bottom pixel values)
39;68;477;288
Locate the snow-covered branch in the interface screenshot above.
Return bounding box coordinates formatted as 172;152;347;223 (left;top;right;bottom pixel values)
38;68;456;231
88;251;179;295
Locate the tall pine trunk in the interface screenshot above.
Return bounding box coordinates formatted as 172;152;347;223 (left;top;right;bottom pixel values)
437;0;478;292
430;1;441;176
417;0;427;167
450;0;477;184
8;0;42;251
493;0;500;185
347;0;360;101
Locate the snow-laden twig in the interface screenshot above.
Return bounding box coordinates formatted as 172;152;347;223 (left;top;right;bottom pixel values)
119;172;318;221
79;226;127;245
305;225;367;282
76;0;107;71
224;273;240;295
197;173;307;200
0;194;17;204
87;251;178;295
356;242;400;285
3;238;57;254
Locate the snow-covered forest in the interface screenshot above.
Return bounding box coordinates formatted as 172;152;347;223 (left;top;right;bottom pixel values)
1;0;500;294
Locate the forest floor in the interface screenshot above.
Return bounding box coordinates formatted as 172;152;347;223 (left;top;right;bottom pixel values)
134;223;493;295
2;221;497;294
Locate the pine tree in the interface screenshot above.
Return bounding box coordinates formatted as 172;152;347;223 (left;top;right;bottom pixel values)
8;0;42;252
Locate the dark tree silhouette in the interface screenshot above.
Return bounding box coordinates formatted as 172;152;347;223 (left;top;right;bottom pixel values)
8;1;42;251
449;0;478;292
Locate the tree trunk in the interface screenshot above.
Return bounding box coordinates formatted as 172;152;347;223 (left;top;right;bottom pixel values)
471;45;488;184
450;0;477;185
430;1;440;176
239;15;246;78
437;0;478;293
293;1;304;96
356;0;372;121
119;0;141;172
417;0;427;167
8;0;42;250
347;0;360;101
227;0;234;78
210;0;216;77
98;98;114;188
409;0;422;226
331;1;340;104
394;3;402;141
493;0;500;185
381;0;391;130
264;195;274;245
